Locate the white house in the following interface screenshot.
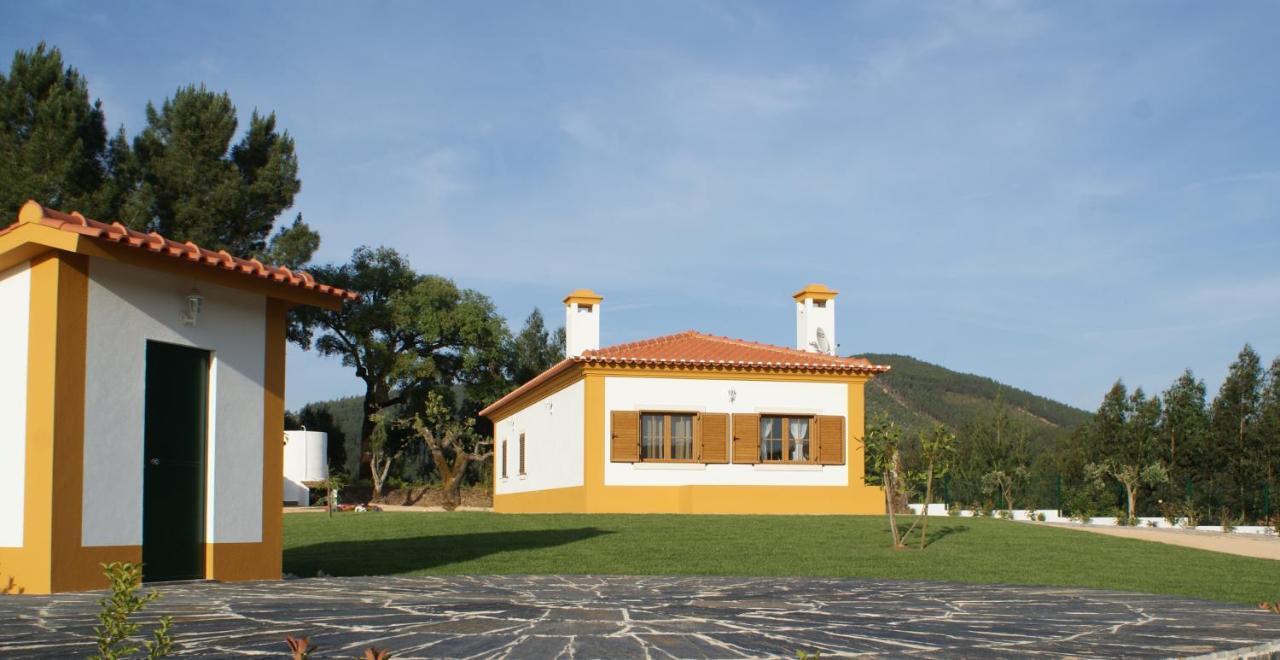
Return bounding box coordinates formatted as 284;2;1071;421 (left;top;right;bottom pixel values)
479;285;889;515
0;201;354;594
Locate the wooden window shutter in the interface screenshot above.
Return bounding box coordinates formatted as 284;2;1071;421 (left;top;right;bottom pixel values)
501;440;508;478
699;413;730;463
816;415;845;465
610;411;640;462
732;413;760;464
519;433;526;474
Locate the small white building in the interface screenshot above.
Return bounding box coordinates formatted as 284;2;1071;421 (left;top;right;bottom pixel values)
283;430;329;506
0;201;353;594
479;286;889;515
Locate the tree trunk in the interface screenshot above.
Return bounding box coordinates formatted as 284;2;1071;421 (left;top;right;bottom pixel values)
1125;482;1138;526
369;453;391;502
919;466;934;550
884;468;903;548
359;386;379;480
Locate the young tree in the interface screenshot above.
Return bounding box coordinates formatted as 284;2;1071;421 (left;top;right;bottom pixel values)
863;413;908;548
405;392;492;510
1088;384;1169;524
294;246;508;495
981;467;1029;517
0;43;122;217
1211;345;1265;519
916;423;956;549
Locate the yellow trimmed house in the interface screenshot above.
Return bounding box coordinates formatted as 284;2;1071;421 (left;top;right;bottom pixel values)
479;285;889;514
0;201;354;594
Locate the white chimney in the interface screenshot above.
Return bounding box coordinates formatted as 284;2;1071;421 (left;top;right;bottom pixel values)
794;284;837;354
564;289;603;357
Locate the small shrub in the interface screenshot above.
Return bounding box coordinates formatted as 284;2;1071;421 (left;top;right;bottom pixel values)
362;648;393;660
1037;511;1048;522
92;562;174;660
1261;601;1280;615
996;509;1011;520
1183;503;1202;528
946;504;961;517
1272;519;1280;536
1145;519;1158;528
797;651;823;660
285;635;316;660
970;504;987;518
1221;508;1236;533
1113;509;1131;526
1158;500;1181;528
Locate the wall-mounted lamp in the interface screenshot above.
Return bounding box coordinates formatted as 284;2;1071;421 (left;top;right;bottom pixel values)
728;387;737;403
180;286;204;326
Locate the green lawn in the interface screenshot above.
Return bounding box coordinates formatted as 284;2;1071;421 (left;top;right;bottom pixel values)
283;512;1280;604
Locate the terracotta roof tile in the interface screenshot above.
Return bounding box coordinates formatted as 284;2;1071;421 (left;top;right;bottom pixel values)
2;200;357;302
480;331;889;418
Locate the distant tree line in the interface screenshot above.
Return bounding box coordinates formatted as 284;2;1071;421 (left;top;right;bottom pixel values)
888;345;1280;525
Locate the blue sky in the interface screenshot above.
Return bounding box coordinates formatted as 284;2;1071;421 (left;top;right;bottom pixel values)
5;1;1278;411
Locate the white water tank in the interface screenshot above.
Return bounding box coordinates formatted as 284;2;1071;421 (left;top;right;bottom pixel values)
283;430;328;506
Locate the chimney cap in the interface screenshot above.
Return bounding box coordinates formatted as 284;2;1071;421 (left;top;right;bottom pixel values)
563;288;604;306
793;283;838;302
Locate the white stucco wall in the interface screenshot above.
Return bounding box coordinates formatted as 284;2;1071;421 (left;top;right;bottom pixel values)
81;258;266;546
0;263;30;547
603;376;849;487
494;380;585;494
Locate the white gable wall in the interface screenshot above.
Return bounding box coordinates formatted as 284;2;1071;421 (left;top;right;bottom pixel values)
495;380;585;494
0;263;30;548
603;376;849;486
82;258;266;547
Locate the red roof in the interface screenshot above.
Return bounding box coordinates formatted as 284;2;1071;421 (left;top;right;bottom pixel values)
2;201;357;302
480;330;889;418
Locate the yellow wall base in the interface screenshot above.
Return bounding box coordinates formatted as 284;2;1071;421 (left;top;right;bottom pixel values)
496;484;885;515
205;541;281;583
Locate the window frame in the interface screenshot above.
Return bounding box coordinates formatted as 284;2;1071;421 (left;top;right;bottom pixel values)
757;414;816;464
637;411;699;463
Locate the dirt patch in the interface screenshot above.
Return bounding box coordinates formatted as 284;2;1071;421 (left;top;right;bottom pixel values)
1041;522;1280;561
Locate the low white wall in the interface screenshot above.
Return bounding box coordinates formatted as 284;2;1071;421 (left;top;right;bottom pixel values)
81;258;267;546
603;377;849;487
0;263;30;548
495;380;585;494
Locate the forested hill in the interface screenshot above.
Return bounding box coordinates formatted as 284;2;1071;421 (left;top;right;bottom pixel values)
302;354;1091;467
858;353;1091;442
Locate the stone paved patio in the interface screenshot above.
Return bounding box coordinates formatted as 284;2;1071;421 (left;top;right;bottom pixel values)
1;575;1278;658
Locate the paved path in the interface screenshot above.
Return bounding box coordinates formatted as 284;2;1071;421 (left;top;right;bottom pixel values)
2;575;1278;658
1040;522;1280;561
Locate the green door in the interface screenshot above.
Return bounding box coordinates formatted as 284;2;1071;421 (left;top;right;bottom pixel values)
142;341;210;582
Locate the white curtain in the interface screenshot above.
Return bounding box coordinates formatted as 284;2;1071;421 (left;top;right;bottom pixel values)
790;418;810;461
759;416;780;461
671;415;693;459
641;414;663;459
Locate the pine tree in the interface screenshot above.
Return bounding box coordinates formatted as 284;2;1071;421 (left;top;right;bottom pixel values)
0;43;122;218
122;85;314;263
1210;344;1265;520
1160;370;1210;502
1260;357;1280;518
507;308;566;385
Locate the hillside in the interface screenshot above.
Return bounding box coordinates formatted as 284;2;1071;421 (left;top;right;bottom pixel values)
858;353;1091;444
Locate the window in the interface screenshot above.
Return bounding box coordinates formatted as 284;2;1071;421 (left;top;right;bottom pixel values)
759;415;812;463
518;433;526;475
501;439;508;478
639;412;696;461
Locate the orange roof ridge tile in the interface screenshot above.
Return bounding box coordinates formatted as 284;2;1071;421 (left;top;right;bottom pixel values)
3;200;357;302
